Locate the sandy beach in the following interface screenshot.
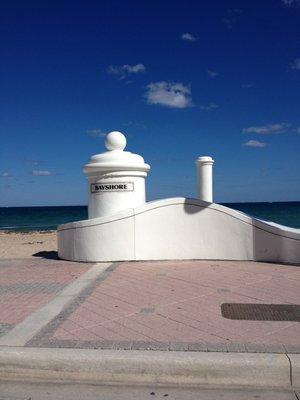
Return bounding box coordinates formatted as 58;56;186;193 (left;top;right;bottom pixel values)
0;231;57;259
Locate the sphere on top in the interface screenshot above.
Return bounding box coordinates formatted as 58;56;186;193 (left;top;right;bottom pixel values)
83;129;150;174
105;131;127;151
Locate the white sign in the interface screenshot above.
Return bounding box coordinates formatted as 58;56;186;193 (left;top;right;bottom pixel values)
91;182;134;193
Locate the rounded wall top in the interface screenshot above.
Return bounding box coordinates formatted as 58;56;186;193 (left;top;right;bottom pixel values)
83;131;150;175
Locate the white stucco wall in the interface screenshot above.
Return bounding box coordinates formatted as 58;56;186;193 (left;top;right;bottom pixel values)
57;198;300;264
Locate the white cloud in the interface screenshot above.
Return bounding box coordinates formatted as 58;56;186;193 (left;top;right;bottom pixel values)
243;140;266;148
181;33;197;41
86;129;107;137
145;81;193;109
242;123;289;134
0;172;12;178
242;83;254;89
222;9;242;29
32;170;56;176
107;63;146;79
290;58;300;70
207;69;219;78
282;0;300;6
199;103;219;111
24;158;41;166
124;64;146;73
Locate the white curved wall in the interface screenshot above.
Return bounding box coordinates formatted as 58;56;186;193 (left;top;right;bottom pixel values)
57;198;300;264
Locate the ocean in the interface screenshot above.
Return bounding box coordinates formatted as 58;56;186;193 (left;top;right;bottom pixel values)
0;202;299;231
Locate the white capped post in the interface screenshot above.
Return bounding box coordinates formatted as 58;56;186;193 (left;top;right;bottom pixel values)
196;156;214;203
83;131;150;219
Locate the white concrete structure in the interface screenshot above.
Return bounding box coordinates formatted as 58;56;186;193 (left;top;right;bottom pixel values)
58;131;300;263
83;131;150;219
58;198;300;263
196;156;214;202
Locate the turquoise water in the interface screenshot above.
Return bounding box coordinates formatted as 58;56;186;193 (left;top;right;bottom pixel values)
0;206;88;231
0;202;299;231
222;202;300;229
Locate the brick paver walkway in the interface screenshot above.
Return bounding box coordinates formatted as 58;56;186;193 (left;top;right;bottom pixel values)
29;260;300;353
0;258;89;337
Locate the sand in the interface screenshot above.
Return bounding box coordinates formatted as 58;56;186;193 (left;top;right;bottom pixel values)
0;231;57;259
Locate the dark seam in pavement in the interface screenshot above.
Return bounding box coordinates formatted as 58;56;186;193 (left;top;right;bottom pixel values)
285;353;293;387
155;312;229;341
25;262;120;347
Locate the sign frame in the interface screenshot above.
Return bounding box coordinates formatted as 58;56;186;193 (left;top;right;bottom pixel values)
91;182;134;194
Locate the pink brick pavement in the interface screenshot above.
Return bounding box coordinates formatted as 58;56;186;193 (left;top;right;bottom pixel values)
0;258;89;329
50;260;300;352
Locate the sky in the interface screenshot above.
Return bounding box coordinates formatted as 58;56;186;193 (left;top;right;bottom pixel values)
0;0;299;207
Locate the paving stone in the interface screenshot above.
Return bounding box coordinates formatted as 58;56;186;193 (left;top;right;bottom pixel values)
245;343;267;353
0;259;88;335
112;341;133;350
0;282;66;295
130;341;156;350
93;340;115;350
0;323;14;338
206;342;228;352
225;341;247;353
169;341;190;351
144;341;170;351
187;342;208;352
284;345;300;354
264;343;286;353
4;259;297;354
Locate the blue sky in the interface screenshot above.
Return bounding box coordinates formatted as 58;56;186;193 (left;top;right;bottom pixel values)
0;0;299;206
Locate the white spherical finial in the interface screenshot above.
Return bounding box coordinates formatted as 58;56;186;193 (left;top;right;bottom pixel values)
105;131;127;151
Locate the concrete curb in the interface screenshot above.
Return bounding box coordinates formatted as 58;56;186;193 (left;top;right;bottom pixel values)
0;347;298;389
289;354;300;388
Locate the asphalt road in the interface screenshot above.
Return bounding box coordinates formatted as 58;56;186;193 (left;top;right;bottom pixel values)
0;381;298;400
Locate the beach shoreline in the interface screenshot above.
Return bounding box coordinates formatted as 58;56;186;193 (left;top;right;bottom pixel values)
0;230;57;259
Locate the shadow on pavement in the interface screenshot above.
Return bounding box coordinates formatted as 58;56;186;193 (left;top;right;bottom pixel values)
33;251;59;260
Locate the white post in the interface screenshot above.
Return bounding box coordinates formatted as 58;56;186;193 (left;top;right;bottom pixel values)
83;131;150;219
196;156;214;203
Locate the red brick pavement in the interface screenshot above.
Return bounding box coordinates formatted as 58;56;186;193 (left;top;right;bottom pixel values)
0;258;89;330
50;260;300;351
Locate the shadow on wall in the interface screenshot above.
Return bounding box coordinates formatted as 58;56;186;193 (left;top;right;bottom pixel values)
183;198;211;214
33;251;59;260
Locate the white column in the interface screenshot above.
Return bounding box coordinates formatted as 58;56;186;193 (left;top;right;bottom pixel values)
83;131;150;219
196;156;214;203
